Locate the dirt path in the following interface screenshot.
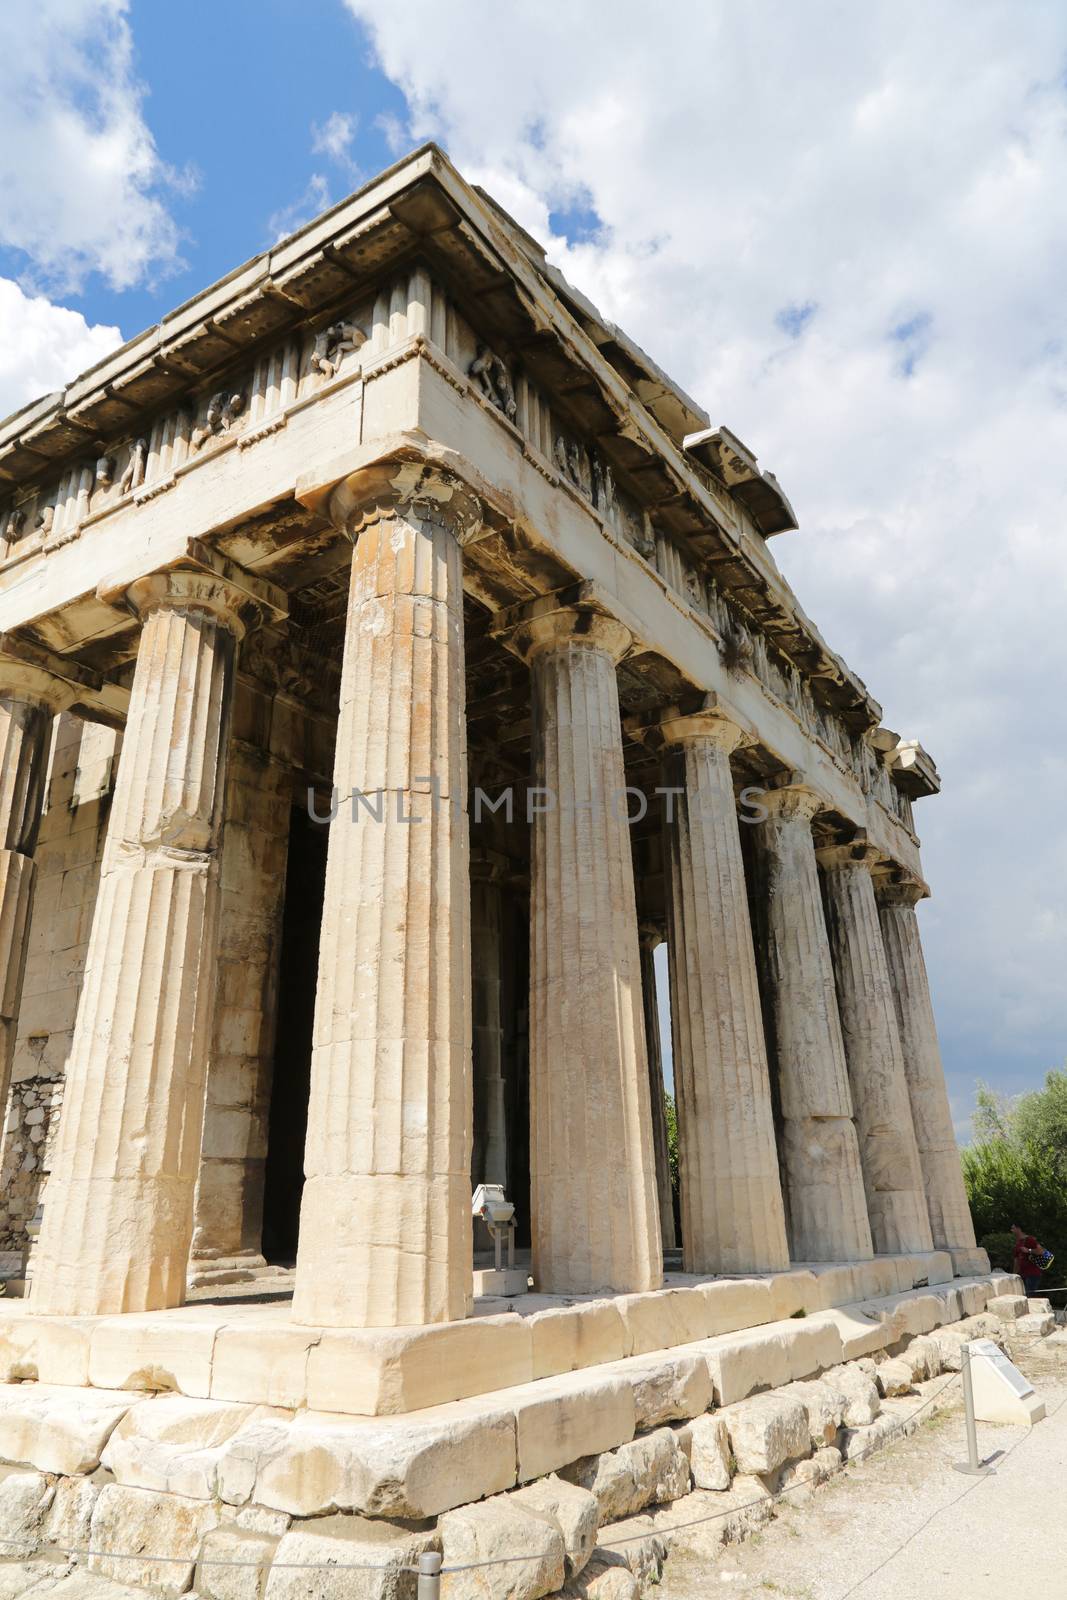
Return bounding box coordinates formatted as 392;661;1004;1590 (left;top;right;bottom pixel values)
659;1341;1067;1600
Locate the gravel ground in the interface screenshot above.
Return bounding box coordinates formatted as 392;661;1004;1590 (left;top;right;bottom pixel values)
659;1337;1067;1600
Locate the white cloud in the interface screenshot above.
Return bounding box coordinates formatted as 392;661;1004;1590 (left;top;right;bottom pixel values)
0;279;121;418
345;0;1067;1108
312;111;360;176
0;0;186;293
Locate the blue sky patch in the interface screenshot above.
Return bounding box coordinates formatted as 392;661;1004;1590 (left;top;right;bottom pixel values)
775;300;818;338
891;309;933;376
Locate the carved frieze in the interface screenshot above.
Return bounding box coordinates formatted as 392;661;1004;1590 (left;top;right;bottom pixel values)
470;345;517;421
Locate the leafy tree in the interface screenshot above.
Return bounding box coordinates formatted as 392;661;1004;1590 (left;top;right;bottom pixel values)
1013;1069;1067;1177
962;1114;1067;1289
664;1091;679;1192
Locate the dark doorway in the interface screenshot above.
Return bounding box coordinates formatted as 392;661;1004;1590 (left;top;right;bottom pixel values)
261;805;328;1263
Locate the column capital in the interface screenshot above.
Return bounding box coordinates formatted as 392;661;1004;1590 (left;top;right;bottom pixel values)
875;871;929;909
492;585;632;665
759;778;826;824
99;545;286;643
627;692;753;756
317;458;483;545
637;920;665;951
0;634;102;714
815;834;880;874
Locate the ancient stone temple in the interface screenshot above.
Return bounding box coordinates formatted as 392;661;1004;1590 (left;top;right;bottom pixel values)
0;146;1018;1594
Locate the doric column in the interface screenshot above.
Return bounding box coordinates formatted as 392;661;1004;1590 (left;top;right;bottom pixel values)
0;656;82;1143
639;927;677;1252
498;598;661;1296
292;465;479;1328
751;786;873;1262
817;841;933;1255
470;849;508;1198
31;567;270;1315
661;707;789;1274
876;877;977;1253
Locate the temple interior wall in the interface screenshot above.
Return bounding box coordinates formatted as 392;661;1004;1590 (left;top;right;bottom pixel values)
0;714;117;1262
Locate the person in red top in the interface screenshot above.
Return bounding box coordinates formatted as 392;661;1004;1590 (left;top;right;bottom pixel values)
1011;1222;1047;1296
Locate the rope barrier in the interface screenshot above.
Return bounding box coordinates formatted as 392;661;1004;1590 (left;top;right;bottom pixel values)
0;1369;966;1575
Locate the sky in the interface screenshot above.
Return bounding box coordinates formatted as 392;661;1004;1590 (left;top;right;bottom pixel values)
1;1;1064;1139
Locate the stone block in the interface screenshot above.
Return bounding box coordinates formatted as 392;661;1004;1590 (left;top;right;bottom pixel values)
702;1315;843;1405
700;1327;790;1403
800;1264;858;1311
810;1306;888;1361
88;1483;219;1597
0;1383;136;1475
89;1314;222;1395
949;1248;991;1276
689;1476;774;1544
264;1516;438;1600
198;1524;280;1600
779;1379;846;1448
987;1295;1028;1322
591;1516;667;1588
29;1574;150;1600
686;1413;732;1491
0;1465;49;1546
766;1271;819;1321
720;1394;810;1475
514;1371;635;1484
510;1475;598;1577
858;1290;942;1342
306;1315;533;1416
39;1474;101;1552
1014;1312;1055;1337
874;1358;915;1397
627;1351;711;1430
101;1394;287;1499
691;1277;774;1337
566;1428;689;1524
439;1495;565;1600
561;1557;639;1600
776;1445;842;1501
527;1302;628;1380
615;1289;708;1355
210;1324;321;1409
956;1281;992;1318
899;1336;942;1381
0;1313;95;1386
241;1403;517;1520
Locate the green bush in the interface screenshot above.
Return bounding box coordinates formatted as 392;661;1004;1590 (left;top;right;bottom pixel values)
978;1230;1015;1272
962;1136;1067;1289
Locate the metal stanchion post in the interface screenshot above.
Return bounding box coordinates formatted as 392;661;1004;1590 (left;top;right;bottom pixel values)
954;1341;994;1477
418;1550;443;1600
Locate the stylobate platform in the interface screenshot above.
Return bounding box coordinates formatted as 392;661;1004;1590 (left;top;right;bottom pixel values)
0;1250;990;1418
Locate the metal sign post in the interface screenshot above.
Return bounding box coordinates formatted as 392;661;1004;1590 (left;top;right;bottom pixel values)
953;1342;994;1477
417;1551;443;1600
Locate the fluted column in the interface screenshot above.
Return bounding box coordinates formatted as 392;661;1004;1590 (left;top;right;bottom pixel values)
292;466;479;1328
471;850;508;1197
0;662;79;1143
639;928;677;1252
661;709;789;1274
751;787;873;1262
818;842;933;1255
877;878;977;1253
31;570;261;1315
501;602;661;1296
